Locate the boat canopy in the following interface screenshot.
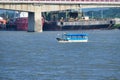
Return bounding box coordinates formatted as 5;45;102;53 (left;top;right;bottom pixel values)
65;34;88;36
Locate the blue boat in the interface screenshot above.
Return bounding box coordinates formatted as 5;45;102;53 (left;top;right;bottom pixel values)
56;33;88;42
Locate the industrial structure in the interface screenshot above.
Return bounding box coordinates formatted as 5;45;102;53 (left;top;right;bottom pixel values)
0;0;120;32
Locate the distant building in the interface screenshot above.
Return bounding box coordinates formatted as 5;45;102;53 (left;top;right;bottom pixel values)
114;18;120;24
19;12;28;17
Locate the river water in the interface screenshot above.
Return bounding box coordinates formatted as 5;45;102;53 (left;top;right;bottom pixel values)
0;30;120;80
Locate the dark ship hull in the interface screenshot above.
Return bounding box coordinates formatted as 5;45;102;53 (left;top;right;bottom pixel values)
43;20;115;31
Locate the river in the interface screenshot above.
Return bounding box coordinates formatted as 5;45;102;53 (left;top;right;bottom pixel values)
0;29;120;80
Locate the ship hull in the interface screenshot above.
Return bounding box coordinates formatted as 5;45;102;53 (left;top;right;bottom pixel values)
62;24;110;30
43;21;114;31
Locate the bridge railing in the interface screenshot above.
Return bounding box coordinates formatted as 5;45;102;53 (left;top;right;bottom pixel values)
0;0;120;1
0;0;119;1
0;0;120;3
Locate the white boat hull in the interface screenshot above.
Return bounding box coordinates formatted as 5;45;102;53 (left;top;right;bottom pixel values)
56;38;88;43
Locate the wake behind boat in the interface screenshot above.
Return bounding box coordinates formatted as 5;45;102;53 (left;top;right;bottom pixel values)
56;33;88;43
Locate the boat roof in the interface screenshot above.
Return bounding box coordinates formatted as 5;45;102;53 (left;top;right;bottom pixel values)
65;33;88;36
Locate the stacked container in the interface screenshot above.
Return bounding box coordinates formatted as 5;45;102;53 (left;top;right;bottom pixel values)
15;17;28;31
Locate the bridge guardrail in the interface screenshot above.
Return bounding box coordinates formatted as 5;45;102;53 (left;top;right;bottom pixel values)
0;0;120;4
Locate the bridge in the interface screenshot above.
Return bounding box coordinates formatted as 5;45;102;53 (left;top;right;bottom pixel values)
0;0;120;32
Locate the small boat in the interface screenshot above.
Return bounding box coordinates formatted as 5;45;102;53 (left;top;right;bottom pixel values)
56;33;88;43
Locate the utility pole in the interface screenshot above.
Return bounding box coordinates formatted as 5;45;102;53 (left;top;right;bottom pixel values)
92;11;94;19
101;10;103;19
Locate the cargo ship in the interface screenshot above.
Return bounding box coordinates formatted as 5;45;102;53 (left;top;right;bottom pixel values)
43;11;115;31
43;19;115;31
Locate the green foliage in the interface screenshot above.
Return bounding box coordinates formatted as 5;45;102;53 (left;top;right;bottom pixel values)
113;24;120;29
85;8;120;19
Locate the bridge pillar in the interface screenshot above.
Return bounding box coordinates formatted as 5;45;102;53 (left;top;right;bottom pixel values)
28;11;42;32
